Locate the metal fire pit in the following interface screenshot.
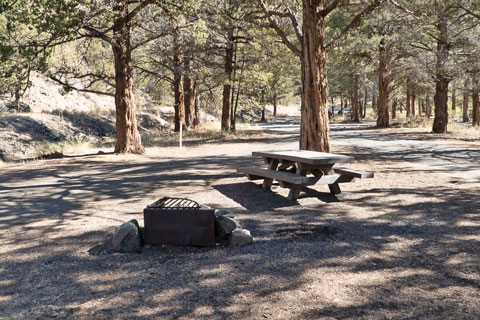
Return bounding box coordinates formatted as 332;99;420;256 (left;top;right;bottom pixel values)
143;197;215;247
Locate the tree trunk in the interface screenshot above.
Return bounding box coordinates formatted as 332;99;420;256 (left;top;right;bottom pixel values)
184;56;196;129
261;89;266;122
426;95;432;118
299;3;330;151
173;33;185;132
229;39;238;131
112;2;144;154
194;94;200;128
230;84;236;130
221;28;234;132
273;94;278;117
351;76;360;123
377;39;389;127
463;79;470;123
372;94;377;112
391;98;397;119
432;16;450;133
340;98;344;116
330;96;334;116
473;75;480;126
363;86;368;119
451;88;456;112
232;59;245;131
406;78;411;117
411;91;416;116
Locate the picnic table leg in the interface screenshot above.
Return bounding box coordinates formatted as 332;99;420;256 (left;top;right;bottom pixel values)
262;158;279;190
286;165;307;200
327;168;341;194
288;187;302;200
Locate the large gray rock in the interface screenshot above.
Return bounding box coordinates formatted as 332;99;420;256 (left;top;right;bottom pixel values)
215;215;238;238
228;228;253;247
112;219;142;253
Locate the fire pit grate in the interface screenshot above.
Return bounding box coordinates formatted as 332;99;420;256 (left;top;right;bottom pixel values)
143;197;215;247
148;197;200;210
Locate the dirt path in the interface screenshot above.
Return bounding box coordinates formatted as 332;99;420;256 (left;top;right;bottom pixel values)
1;124;479;319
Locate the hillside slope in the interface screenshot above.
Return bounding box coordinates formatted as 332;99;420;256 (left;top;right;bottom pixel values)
0;73;171;161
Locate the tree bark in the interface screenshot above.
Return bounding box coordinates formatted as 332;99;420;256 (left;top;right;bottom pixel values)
432;16;450;133
377;38;389;127
463;79;470;123
261;89;266;122
194;94;200;128
173;33;185;132
362;86;367;119
273;94;278;117
391;98;397;119
351;76;360;123
473;75;480;126
299;3;330;151
372;94;377;112
221;28;234;132
411;91;416;116
451;88;456;112
406;78;411;117
426;95;432;118
232;59;245;131
112;1;144;154
184;55;196;129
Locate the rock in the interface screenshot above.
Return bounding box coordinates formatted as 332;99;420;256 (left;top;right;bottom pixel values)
228;229;253;247
215;209;235;218
112;219;142;253
215;215;238;238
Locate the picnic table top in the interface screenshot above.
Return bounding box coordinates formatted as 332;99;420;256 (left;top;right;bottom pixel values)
252;150;354;165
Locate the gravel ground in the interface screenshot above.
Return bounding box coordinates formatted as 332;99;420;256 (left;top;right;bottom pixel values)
1;125;479;319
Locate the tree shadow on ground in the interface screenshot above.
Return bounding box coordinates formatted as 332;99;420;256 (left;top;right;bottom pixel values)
1;129;480;318
2;179;479;318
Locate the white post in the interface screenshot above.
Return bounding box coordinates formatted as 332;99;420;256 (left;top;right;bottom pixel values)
179;123;183;148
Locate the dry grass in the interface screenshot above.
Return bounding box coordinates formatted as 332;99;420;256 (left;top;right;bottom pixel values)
139;122;271;148
450;123;480;139
33;138;91;158
399;115;432;129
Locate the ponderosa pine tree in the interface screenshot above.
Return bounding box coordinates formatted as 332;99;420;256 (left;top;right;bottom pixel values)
258;0;387;152
45;0;176;153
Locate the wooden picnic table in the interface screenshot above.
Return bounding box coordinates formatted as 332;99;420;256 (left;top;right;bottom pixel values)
237;150;373;200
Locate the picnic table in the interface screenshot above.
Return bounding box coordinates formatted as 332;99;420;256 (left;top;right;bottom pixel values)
237;150;373;200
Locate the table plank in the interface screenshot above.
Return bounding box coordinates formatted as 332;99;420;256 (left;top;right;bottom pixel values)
237;167;311;184
252;150;354;165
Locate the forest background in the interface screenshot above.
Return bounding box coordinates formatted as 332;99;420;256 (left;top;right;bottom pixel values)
1;0;480;157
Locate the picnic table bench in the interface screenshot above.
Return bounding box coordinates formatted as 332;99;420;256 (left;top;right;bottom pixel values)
237;150;373;200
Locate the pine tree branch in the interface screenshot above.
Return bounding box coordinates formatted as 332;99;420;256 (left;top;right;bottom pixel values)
286;8;303;44
321;0;343;17
82;26;114;45
457;4;480;20
49;75;115;97
388;0;414;15
256;0;302;58
124;0;157;24
134;64;174;83
325;0;387;54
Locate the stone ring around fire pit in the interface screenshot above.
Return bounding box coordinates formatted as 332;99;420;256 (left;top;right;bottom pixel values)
112;197;253;253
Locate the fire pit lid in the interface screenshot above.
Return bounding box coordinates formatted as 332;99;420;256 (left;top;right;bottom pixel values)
147;197;200;210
